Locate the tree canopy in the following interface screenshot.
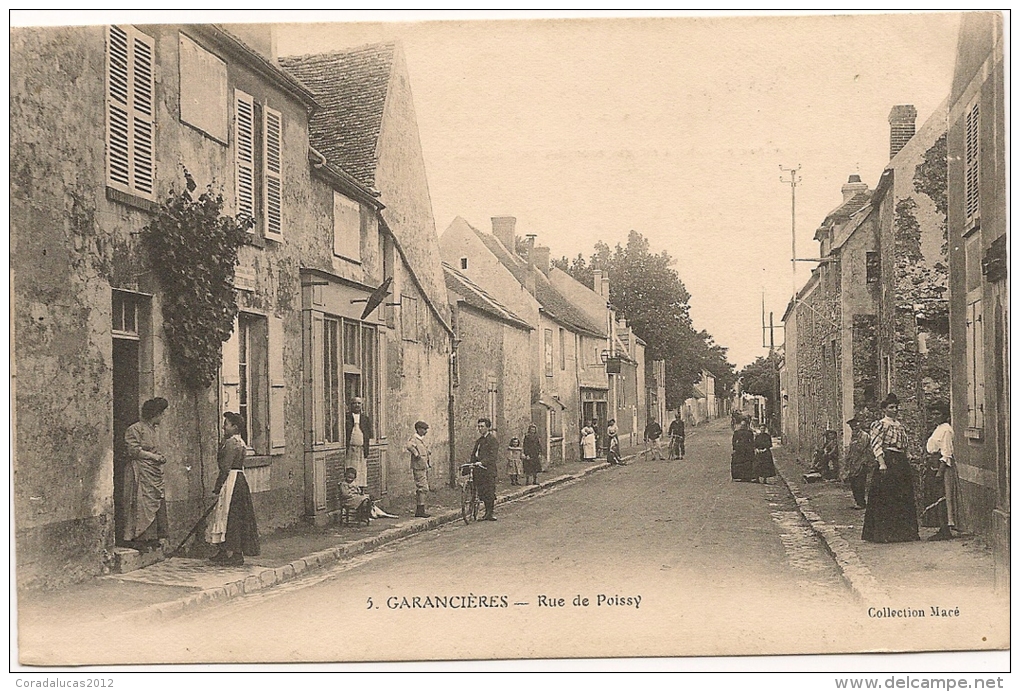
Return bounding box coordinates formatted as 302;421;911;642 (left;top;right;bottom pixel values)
551;230;736;408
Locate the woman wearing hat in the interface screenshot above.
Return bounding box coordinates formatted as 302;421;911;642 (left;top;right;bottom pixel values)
862;393;919;543
122;397;170;550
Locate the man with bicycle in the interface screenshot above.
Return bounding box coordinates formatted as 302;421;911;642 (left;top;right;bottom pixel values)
471;418;499;521
667;410;686;460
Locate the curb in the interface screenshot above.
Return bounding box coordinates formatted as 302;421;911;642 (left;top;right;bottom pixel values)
774;452;890;603
127;453;631;623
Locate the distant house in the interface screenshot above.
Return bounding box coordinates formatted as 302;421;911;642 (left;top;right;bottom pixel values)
444;263;533;469
280;43;455;521
944;13;1007;588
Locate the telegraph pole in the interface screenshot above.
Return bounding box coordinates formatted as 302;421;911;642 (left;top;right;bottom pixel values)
779;165;801;300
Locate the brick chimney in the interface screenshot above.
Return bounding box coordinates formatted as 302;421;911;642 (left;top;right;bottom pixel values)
888;105;917;159
491;216;517;253
532;246;551;275
593;269;602;293
600;274;610;299
841;174;868;202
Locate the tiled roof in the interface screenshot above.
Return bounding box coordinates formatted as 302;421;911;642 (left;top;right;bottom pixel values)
279;43;395;188
471;228;607;338
823;190;872;226
443;263;532;331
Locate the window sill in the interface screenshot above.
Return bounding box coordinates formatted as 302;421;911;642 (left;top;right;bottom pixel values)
964;427;984;441
962;217;981;238
246;454;273;468
106;186;158;214
333;253;362;265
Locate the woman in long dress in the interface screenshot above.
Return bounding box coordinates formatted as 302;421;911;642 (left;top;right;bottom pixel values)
752;425;777;484
522;424;543;485
730;418;755;481
580;421;597;462
862;393;919;543
122;397;170;551
207;412;260;566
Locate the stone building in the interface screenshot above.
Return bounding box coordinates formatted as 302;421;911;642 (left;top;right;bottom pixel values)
944;13;1007;587
280;43;455;523
783;102;949;464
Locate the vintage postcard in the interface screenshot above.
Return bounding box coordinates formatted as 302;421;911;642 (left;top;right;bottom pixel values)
9;10;1009;676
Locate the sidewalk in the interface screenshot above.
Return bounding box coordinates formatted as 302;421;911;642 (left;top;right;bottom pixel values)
770;440;1000;605
17;442;648;629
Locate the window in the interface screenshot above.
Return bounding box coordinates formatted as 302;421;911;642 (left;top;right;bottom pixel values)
235;89;283;238
966;294;985;431
559;328;566;370
221;313;283;456
112;291;140;338
321;317;380;444
106;25;155;199
460;258;468;270
881;355;893;398
866;252;880;283
545;329;554;377
333;192;361;261
964;101;980;223
179;33;227;142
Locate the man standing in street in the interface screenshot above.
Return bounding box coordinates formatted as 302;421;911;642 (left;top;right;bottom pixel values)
644;416;663;460
926;401;959;541
472;418;499;521
345;397;373;482
667;410;686;460
406;421;432;518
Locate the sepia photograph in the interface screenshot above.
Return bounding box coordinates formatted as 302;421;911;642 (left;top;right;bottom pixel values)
8;9;1010;679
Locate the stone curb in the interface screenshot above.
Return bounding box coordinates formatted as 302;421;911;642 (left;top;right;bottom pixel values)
127;452;633;624
774;448;890;603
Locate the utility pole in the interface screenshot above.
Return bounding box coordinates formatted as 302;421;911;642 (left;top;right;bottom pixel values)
779;165;801;301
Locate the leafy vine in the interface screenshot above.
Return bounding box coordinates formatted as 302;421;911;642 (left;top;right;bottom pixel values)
142;176;252;390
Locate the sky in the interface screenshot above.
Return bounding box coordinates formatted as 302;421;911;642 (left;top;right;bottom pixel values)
11;10;965;368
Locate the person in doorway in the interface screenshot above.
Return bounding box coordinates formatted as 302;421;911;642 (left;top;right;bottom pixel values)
506;436;524;486
925;401;959;541
406;421;432;518
522;424;543;486
752;424;777;484
471;418;500;521
207;412;260;566
580;420;597;462
730;417;756;481
643;417;663;460
667;410;686;460
842;416;873;510
345;397;373;482
606;419;625;466
122;397;170;551
862;393;919;544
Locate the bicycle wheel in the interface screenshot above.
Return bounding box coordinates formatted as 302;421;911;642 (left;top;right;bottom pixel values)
462;481;477;524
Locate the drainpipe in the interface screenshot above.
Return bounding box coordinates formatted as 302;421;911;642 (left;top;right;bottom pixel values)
449;312;460;488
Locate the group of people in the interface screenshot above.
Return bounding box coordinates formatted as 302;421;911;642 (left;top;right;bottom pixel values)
465;419;546;521
581;418;627;465
642;411;687;461
845;393;959;544
122;398;260;567
730;416;777;484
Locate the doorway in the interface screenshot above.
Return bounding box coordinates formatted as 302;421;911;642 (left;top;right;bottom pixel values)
112;338;139;546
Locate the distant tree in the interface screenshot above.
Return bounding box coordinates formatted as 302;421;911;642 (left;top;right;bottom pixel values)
739;353;781;399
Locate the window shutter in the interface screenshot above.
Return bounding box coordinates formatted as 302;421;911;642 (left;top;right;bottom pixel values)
973;298;985;429
311;313;325;446
965;103;980;221
106;26;154;197
234;90;256;225
268;316;286;454
263;107;283;238
221;316;241;415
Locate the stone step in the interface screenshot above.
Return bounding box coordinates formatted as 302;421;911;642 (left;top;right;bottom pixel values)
111;546;165;574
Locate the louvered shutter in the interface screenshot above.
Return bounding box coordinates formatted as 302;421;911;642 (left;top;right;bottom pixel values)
263;107;283;238
106;26;154;197
268;316;286;454
234;90;256;226
965;103;980;221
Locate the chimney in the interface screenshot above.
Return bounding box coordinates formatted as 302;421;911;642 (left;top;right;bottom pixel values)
592;269;603;293
888;105;917;159
601;274;610;299
532;246;550;275
491;216;517;253
841;174;868;203
525;234;537;267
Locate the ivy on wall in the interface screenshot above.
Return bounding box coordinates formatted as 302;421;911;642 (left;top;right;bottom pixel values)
142;178;252;390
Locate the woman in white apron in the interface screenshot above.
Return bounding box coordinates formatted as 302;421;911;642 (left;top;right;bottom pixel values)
207;412;260;566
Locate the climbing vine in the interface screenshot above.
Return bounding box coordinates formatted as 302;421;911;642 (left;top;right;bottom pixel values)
142;178;252;390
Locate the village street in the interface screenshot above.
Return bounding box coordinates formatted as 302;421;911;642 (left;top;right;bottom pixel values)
19;420;861;664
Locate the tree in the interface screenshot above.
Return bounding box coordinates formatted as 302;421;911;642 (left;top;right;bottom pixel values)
558;230;736;408
739;353;781;398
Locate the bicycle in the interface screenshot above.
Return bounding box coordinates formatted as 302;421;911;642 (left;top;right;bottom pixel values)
668;434;685;460
459;463;480;524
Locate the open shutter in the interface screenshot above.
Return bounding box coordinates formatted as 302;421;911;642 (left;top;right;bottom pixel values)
268;316;286;454
263;107;283;238
106;26;154;197
221;317;241;415
235;90;256;225
130;31;155;196
973;298;985;429
106;26;131;189
311;313;325;446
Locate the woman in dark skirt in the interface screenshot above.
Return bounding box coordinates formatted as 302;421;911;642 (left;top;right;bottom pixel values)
752;424;777;484
522;424;543;485
731;418;756;481
207;412;260;566
862;393;919;543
